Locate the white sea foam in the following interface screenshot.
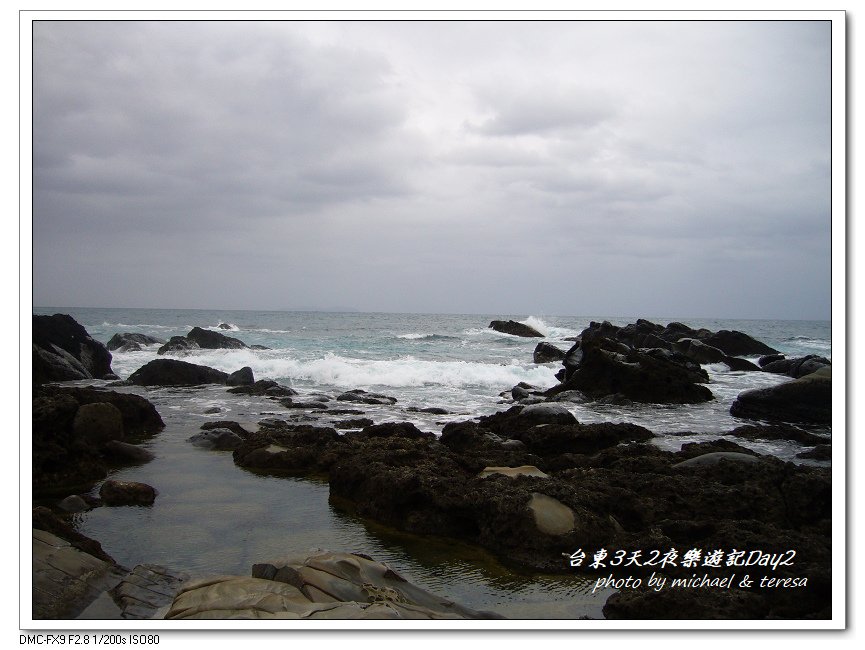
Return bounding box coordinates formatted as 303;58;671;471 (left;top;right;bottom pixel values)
520;316;551;337
100;321;179;331
118;348;559;391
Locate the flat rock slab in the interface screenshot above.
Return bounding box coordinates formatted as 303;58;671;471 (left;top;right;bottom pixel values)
479;466;549;479
166;551;501;620
32;529;126;620
113;564;191;619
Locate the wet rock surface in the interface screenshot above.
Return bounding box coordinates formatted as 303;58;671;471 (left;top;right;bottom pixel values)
99;480;158;506
166;551;499;620
33;386;164;496
489;319;545;337
547;334;713;404
226;404;830;617
730;367;831;424
106;332;165;352
33;314;115;384
157;326;249;355
128;359;231;386
761;355;832;378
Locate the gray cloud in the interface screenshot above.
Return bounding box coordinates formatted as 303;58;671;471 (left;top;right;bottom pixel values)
31;20;832;319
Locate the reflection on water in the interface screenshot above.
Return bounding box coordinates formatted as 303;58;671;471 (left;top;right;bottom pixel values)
73;385;611;619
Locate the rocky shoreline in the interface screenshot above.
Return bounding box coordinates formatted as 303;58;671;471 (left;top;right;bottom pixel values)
31;314;833;620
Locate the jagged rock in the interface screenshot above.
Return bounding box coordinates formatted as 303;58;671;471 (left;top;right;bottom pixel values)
533;342;567;363
227;366;255;386
233;424;347;474
106;332;165;352
128;359;229;386
33;314;114;384
156;336;200;355
574;319;779;357
186;326;247;349
548;334;713;404
489;320;544;337
157;326;248;355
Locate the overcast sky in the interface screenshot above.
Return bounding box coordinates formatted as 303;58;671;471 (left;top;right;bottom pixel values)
31;19;833;319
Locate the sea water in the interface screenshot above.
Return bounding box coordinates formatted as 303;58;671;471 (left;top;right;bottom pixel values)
31;307;832;618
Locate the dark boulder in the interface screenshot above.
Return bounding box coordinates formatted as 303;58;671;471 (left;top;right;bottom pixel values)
32;385;164;496
700;329;779;356
128;359;229;386
71;402;124;446
672;338;726;364
489;320;544;338
156;336;200;355
762;355;831;378
406;406;450;415
106;332;165;352
33;314;114;384
336;389;398;405
186;326;248;349
575;319;779;357
509;421;654;457
730;367;831;424
533;342;567;363
218;323;233;330
227;366;255;386
233;424;348;474
99;480;157;506
548;335;713;404
157;327;248;355
353;422;435;440
188;429;245;451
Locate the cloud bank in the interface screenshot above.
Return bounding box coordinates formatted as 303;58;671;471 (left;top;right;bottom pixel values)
32;20;832;319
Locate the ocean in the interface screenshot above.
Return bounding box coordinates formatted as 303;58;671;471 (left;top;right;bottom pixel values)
31;307;832;618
